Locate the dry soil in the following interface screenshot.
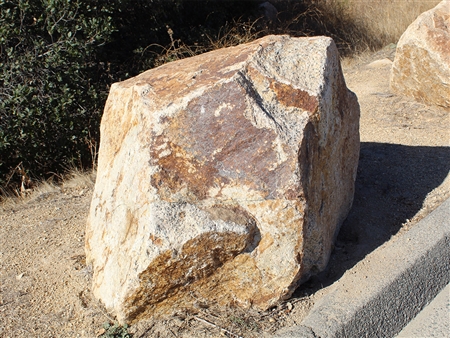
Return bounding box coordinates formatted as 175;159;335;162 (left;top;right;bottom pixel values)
1;46;449;338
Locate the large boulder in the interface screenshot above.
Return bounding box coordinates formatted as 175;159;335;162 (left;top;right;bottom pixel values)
85;35;360;323
390;0;450;107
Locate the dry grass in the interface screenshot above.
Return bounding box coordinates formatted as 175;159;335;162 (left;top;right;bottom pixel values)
59;168;96;190
145;19;263;68
316;0;441;51
0;168;95;209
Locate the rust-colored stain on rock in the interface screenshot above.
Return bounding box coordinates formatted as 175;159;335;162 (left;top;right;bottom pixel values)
391;0;450;107
149;234;163;246
122;209;138;244
124;228;257;322
427;10;450;58
270;81;319;113
150;80;296;202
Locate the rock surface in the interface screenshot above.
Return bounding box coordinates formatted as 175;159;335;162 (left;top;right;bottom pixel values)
390;0;450;107
85;35;360;323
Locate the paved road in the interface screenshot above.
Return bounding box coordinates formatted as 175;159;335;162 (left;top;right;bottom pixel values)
396;283;449;338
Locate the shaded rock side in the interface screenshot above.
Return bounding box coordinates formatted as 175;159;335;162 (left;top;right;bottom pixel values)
390;0;450;107
85;35;360;323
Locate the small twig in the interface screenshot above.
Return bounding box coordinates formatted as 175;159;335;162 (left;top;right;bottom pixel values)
94;304;116;323
4;162;23;187
193;316;243;338
168;327;178;337
200;308;220;320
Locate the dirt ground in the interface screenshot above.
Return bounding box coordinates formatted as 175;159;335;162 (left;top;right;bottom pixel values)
1;46;449;338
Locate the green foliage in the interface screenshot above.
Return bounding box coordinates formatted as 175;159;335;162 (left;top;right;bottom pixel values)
99;322;131;338
0;0;120;186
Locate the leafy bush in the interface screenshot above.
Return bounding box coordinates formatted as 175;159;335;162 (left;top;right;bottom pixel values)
0;0;121;187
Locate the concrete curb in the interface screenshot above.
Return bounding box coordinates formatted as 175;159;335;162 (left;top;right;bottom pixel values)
396;283;449;337
272;198;450;338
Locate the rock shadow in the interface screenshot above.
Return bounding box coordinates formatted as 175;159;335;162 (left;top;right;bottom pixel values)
294;142;450;294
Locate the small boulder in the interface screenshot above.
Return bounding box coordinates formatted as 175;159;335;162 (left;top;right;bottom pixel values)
85;35;360;323
390;0;450;107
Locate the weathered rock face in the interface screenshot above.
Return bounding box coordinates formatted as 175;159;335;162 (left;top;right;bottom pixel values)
390;0;450;107
85;35;360;323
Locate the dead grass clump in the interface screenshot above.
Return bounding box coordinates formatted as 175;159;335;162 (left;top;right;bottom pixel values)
0;168;95;209
141;18;264;68
205;18;263;50
309;0;441;53
341;0;440;44
0;180;60;209
60;168;96;190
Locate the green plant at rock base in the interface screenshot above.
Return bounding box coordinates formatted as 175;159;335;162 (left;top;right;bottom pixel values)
99;322;131;338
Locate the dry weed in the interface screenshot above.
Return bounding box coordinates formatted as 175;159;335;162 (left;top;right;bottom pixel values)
61;168;96;190
205;18;263;50
0;168;95;209
148;26;208;67
319;0;441;50
144;19;264;68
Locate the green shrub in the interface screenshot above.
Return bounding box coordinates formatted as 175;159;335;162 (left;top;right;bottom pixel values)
0;0;119;187
99;322;131;338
